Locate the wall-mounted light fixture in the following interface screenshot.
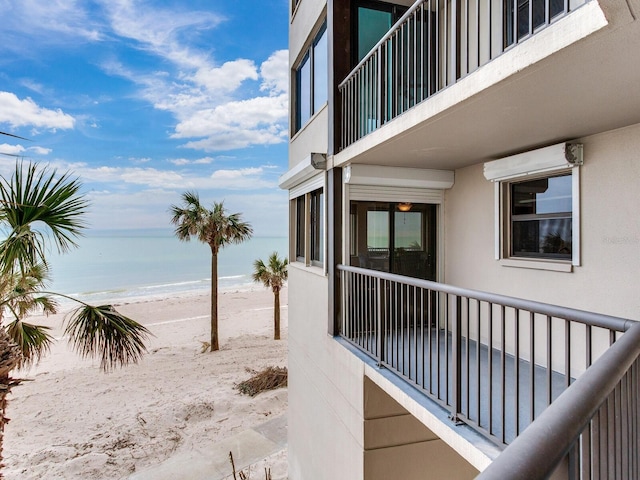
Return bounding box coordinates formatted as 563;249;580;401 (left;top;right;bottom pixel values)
398;202;412;212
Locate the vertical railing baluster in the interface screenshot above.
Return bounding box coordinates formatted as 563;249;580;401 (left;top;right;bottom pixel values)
488;0;493;59
586;324;592;368
607;395;614;477
621;370;629;480
476;300;481;425
465;298;470;419
421;287;425;389
530;311;535;424
416;287;422;383
445;293;451;405
515;308;520;437
452;295;462;421
465;0;469;75
565;319;571;388
582;418;592;479
488;302;493;436
376;46;382;129
547;315;553;406
436;291;441;399
395;281;399;370
500;305;506;443
376;276;382;367
476;0;480;69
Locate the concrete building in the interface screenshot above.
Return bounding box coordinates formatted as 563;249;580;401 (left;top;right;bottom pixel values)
281;0;640;478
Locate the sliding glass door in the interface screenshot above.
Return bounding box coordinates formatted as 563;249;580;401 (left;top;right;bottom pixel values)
350;201;437;281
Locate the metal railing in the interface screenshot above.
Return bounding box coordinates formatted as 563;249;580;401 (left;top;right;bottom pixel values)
337;264;636;448
477;322;640;479
339;0;587;149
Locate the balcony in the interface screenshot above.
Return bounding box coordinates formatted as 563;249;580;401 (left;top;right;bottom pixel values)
337;264;640;477
335;0;640;170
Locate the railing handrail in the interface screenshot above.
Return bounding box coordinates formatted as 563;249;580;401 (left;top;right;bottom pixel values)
475;321;640;479
337;264;637;332
338;0;424;90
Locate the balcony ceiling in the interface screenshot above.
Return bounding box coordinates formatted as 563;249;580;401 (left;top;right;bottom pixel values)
335;5;640;171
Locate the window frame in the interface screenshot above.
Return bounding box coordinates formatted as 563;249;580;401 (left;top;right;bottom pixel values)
496;167;580;271
289;174;326;270
293;22;328;134
309;188;324;266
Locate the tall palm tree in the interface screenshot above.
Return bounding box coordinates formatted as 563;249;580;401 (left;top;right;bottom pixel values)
0;160;151;471
170;192;253;351
252;252;288;340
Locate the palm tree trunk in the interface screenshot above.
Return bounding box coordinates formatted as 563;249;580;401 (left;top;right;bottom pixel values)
211;251;219;352
0;329;21;476
273;288;280;341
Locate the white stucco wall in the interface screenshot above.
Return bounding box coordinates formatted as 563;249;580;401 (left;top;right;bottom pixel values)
444;123;640;322
287;265;365;480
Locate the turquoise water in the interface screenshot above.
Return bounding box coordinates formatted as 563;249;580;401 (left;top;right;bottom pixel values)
45;229;288;307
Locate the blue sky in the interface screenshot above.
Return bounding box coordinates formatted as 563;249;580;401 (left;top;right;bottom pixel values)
0;0;289;236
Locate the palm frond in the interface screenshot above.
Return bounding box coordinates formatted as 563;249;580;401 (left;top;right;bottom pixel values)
0;161;88;271
5;320;53;369
64;305;151;371
252;252;288;291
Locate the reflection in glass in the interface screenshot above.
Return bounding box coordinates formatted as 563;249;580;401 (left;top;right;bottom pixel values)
510;174;572;259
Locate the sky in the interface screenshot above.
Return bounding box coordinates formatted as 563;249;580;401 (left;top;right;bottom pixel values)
0;0;290;236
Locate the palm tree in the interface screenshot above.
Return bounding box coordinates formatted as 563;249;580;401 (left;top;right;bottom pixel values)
170;192;253;351
252;252;288;340
0;160;151;470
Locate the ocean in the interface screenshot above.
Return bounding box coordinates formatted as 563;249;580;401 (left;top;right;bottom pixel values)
46;228;288;308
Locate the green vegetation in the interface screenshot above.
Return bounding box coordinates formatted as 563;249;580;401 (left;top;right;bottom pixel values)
252;252;288;340
170;192;252;351
0;158;150;468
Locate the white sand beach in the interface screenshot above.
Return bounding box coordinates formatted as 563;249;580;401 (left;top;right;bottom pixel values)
3;287;288;480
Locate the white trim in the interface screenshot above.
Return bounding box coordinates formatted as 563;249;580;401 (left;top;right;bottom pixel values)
290;172;325;199
344;164;454;189
348;185;445;204
484;143;583;181
487;143;582;269
572;167;581;267
499;259;573;273
494;182;501;260
279;152;327;191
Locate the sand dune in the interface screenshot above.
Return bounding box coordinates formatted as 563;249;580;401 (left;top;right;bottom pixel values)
4;287;288;479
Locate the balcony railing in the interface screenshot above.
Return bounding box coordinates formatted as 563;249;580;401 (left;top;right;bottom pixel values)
477;321;640;479
339;0;587;149
337;264;639;474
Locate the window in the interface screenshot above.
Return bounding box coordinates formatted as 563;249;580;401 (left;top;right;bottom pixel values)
310;188;324;265
295;196;306;261
353;1;407;66
484;142;582;270
292;187;325;267
294;24;327;133
504;0;566;46
350;201;437;281
508;173;572;261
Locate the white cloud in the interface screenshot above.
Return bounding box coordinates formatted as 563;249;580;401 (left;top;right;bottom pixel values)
0;143;26;156
0;0;104;45
260;50;289;95
101;0;223;71
172;94;287;137
0;92;75;130
95;4;289;153
208;167;275;190
191;59;258;93
169;156;215;166
28;146;52;155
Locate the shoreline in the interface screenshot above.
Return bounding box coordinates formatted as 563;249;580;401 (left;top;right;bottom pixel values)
4;287;289;479
51;278;263;314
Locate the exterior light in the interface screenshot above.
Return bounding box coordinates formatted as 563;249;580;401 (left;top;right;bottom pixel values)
398;203;412;212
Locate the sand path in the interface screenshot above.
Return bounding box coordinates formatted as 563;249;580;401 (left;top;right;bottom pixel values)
3;287;288;480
